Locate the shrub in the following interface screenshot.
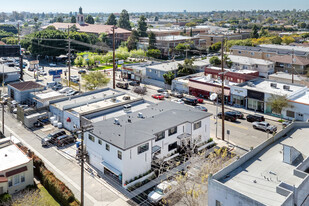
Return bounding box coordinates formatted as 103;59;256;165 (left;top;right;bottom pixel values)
207;138;213;143
0;193;12;203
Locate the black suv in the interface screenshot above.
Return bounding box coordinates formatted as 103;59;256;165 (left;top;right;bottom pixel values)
116;82;129;89
129;81;140;86
181;97;198;106
56;135;76;147
217;112;237;122
246;114;265;122
42;130;66;146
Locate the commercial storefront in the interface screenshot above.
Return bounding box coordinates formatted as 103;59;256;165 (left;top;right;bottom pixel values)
247;90;265;112
230;87;247;107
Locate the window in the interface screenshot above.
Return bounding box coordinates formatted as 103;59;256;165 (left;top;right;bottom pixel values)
216;200;222;206
138;143;149;154
168;127;177;136
251;52;254;56
106;144;110;151
155;131;165;142
194;121;202;130
168;142;177;151
88;134;95;142
286;110;295;118
118;151;122;160
98;139;102;145
8;177;12;187
14;174;20;185
238;51;241;54
21;173;25;183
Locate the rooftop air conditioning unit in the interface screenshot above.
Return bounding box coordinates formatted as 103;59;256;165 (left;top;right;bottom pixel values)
283;85;290;91
270;83;277;88
138;112;144;119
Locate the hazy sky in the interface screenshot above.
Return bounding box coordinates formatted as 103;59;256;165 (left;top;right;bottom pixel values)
0;0;308;13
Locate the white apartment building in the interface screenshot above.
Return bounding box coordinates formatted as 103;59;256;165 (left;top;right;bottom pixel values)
84;101;211;187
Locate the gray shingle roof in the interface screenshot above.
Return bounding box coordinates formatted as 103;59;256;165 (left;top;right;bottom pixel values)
91;101;212;150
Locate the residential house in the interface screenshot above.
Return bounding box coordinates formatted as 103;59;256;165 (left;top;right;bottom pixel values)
229;55;275;77
208;122;309;206
199;32;251;47
84;101;212;188
0;138;34;195
269;55;309;74
7;81;45;104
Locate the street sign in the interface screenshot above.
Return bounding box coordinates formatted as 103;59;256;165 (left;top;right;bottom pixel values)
49;69;63;76
53;74;61;81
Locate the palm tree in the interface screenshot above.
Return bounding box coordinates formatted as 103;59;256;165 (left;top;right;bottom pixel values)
267;94;293;119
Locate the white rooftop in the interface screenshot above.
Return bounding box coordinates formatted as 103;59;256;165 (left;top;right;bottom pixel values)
269;72;308;82
220;125;309;206
291;91;309;104
34;90;64;100
239;79;306;97
207;66;258;74
229;55;274;66
191;76;238;87
0;144;30;171
147;61;179;72
259;44;309;53
156;35;198;41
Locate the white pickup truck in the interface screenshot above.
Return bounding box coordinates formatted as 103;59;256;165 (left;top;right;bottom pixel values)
252;121;277;133
148;180;178;204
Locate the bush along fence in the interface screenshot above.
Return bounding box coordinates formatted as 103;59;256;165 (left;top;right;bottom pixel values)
18;145;80;206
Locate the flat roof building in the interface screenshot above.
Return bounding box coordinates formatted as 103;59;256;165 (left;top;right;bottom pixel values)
208;122;309;206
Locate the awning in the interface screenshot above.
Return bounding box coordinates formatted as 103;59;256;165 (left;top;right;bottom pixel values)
189;81;230;96
177;133;191;139
152;145;161;154
5;166;27;177
101;161;121;176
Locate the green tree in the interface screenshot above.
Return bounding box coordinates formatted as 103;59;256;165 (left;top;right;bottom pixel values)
34;16;38;22
56;16;63;22
265;17;274;24
127;30;139;51
251;24;259;38
298;22;306;29
270;36;282;44
69;24;79;32
282;36;295;45
146;49;161;59
82;71;110;90
163;71;175;85
99;32;109;44
148;32;156;49
209;41;221;52
0;24;18;34
185;22;197;27
267;95;292;119
71;16;76;23
106;13;117;25
95;16;100;23
137;15;148;37
118;9;131;30
45;25;56;30
209;56;221;66
177;58;196;76
85;15;95;24
154;16;159;21
259;27;269;37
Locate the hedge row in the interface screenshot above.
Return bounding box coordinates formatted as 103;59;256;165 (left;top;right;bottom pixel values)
19;146;80;206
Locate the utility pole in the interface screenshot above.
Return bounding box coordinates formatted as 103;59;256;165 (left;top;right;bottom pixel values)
221;37;225;141
292;49;294;84
18;23;23;81
0;90;4;137
112;26;116;89
77;117;92;206
68;25;71;87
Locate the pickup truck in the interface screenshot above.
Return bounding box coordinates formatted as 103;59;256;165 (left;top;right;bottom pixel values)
252;122;277;133
148;180;178;204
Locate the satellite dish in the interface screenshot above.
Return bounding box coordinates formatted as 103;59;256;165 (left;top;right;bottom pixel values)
210;93;218;101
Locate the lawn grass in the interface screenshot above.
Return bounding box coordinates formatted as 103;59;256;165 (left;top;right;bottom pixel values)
89;61;140;71
37;184;60;206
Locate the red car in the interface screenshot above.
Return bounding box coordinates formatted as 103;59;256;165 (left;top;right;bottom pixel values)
152;94;164;100
197;98;203;103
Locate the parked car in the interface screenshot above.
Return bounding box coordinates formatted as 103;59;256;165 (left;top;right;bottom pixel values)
70;76;79;82
129;81;140;86
181;96;198;106
78;69;86;74
229;111;244;119
49;63;57;67
246;114;265;122
195;105;208;112
197;98;203;104
170;91;183;98
56;135;76;147
217;112;237;122
282;120;292;127
41;130;66;146
171;99;184;104
152;94;165;100
52;83;63;91
39;71;47;76
252;122;277;133
59;87;73;94
33;121;43;128
157;88;168;93
161;92;170;98
133;86;147;94
148;181;178;204
116;82;129;89
66;90;79;96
